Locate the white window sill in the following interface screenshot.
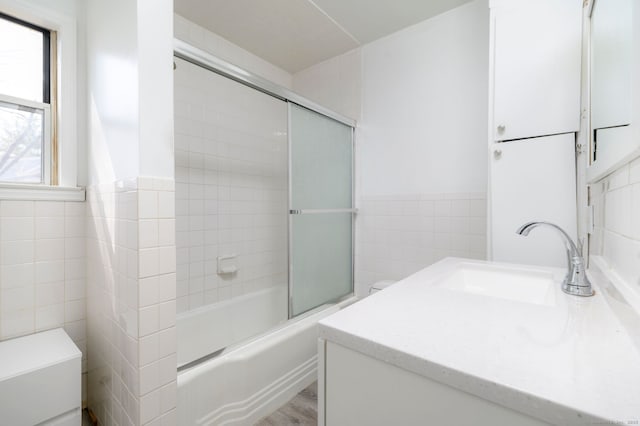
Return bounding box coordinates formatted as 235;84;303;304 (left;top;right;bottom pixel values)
0;184;85;202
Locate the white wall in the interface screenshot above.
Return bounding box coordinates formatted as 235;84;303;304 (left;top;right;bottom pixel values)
293;0;491;295
86;0;139;183
84;1;177;424
359;0;489;197
86;0;174;184
293;49;362;121
0;200;86;386
174;14;293;90
356;194;487;295
138;0;174;180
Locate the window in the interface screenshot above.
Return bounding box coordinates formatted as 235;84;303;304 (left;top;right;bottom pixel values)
0;12;53;184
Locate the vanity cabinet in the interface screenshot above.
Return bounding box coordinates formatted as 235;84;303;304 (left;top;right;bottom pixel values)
319;340;549;426
318;258;640;425
491;0;582;141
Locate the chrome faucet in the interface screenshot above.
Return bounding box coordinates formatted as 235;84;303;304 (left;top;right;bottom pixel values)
516;221;594;297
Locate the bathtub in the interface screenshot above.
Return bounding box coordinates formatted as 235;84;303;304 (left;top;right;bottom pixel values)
177;286;289;367
177;296;355;425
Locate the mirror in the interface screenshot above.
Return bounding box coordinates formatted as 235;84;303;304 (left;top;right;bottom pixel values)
587;0;638;182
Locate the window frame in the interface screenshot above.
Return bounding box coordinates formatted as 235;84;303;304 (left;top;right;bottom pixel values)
0;0;83;201
0;94;52;184
0;11;51;104
0;12;53;185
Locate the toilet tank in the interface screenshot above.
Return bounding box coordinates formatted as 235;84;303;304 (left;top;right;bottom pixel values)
369;280;396;295
0;328;82;425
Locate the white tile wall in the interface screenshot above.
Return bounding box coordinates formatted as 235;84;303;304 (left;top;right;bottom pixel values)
87;182;139;426
590;154;640;292
136;178;177;426
355;193;487;296
86;178;176;426
0;199;87;394
174;54;288;316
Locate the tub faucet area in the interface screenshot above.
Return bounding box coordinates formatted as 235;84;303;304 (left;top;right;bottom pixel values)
517;221;594;297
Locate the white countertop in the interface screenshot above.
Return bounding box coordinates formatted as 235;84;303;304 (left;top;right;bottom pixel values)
0;328;81;380
319;257;640;425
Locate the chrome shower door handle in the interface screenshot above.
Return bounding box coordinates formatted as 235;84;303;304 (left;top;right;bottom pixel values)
289;209;358;215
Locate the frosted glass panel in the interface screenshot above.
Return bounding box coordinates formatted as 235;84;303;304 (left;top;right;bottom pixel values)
291;213;352;316
290;105;353;209
290;103;354;316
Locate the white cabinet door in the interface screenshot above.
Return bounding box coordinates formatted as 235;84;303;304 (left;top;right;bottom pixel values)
323;341;550;426
591;0;633;130
490;134;577;268
492;0;582;141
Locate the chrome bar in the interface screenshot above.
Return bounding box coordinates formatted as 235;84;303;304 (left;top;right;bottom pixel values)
289;209;358;215
287;103;293;319
350;126;356;298
174;39;357;128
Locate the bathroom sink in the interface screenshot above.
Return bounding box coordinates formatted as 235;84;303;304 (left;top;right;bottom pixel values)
319;257;640;425
436;263;556;306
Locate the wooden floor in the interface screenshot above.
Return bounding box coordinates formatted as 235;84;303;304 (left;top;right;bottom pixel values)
255;382;318;426
84;383;318;426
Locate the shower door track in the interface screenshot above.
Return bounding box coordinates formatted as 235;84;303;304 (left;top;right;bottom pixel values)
173;39;356;128
289;209;358;215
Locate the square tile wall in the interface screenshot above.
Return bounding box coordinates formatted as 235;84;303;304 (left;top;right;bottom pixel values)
355;193;487;296
0;199;87;395
174;50;288;316
87;182;139;426
590;154;640;292
137;178;177;426
86;178;176;426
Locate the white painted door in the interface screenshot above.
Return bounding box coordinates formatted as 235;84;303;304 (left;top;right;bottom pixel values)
590;0;633;130
490;134;577;268
492;0;582;141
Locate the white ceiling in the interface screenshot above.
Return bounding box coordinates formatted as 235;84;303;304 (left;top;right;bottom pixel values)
174;0;474;73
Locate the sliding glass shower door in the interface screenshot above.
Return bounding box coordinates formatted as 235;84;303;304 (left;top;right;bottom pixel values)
289;104;354;316
175;40;356;367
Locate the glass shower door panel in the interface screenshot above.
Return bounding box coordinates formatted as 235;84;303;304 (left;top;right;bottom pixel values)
290;104;354;316
174;57;289;366
291;105;353;209
291;213;352;316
